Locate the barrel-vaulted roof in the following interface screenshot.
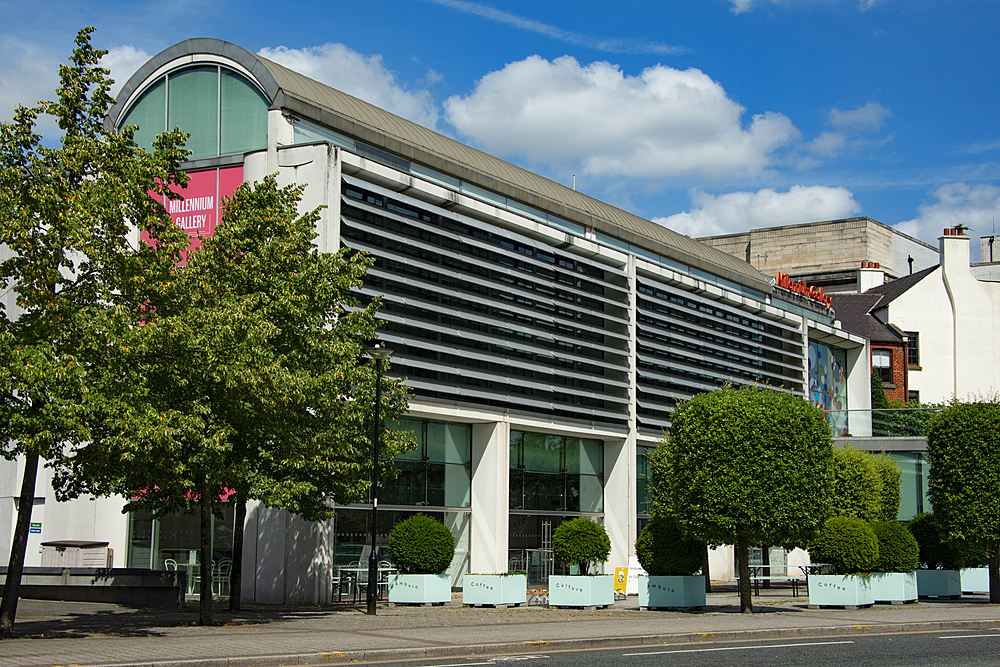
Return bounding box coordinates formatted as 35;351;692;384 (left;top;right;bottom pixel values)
109;38;773;294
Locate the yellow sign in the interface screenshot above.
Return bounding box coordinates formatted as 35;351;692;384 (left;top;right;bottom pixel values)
614;567;628;595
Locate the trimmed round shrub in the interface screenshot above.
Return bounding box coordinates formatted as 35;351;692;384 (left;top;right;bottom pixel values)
871;520;919;572
908;513;964;570
808;516;879;574
831;447;883;522
635;516;704;576
552;517;611;574
389;514;456;574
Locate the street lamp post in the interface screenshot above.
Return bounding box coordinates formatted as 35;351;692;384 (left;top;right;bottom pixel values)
366;343;391;616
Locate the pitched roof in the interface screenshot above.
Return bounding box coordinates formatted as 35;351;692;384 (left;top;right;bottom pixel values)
109;38;772;295
830;293;905;343
863;265;939;309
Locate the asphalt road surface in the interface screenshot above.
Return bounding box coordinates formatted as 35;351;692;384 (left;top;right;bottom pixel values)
332;629;1000;667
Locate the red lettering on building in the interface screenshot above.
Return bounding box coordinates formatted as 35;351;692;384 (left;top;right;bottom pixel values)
775;272;833;308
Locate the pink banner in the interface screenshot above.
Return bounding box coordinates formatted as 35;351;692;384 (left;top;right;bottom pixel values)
144;165;243;263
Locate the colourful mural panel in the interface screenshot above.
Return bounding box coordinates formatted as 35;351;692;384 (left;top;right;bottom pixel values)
809;341;848;435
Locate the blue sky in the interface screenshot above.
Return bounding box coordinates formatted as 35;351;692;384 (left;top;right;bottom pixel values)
3;0;999;259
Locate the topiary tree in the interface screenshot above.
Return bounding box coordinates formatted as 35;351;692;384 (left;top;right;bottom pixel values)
926;398;1000;602
389;514;456;575
552;517;611;575
635;516;705;577
871;521;919;572
908;513;964;571
808;516;879;574
870;455;902;521
831;447;883;522
662;387;835;613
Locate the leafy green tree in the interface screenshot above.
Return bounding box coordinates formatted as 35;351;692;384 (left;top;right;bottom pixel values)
63;176;412;624
0;28;188;638
871;454;902;521
926;399;1000;602
871;369;892;411
660;387;835;613
830;447;883;522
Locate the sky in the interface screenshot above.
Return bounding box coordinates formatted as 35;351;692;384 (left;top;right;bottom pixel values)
2;0;999;260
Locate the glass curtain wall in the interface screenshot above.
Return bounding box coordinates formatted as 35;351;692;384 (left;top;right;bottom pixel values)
120;65;268;159
332;419;473;587
508;431;604;585
126;506;236;595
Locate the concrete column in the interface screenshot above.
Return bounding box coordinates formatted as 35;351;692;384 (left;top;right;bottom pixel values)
602;436;633;572
469;420;509;575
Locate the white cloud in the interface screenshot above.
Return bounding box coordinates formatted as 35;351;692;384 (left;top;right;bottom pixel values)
828;101;890;131
258;44;439;129
0;36;60;132
729;0;888;13
421;0;687;55
654;185;863;237
103;45;151;97
895;182;1000;246
444;55;799;180
805;101;892;159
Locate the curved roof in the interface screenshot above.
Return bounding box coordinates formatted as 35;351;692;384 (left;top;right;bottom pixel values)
109;38;772;294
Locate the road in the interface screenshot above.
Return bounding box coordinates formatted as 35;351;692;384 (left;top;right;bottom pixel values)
329;629;1000;667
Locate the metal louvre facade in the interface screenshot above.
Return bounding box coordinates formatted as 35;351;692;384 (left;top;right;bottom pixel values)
339;177;633;425
634;272;807;431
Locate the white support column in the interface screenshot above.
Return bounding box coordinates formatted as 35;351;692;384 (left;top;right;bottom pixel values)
602;436;632;573
470;420;509;575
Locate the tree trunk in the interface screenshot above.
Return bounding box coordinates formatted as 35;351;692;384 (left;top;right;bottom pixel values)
229;493;246;612
703;543;712;593
0;452;40;639
989;549;1000;605
736;534;753;614
761;543;771;589
198;477;213;626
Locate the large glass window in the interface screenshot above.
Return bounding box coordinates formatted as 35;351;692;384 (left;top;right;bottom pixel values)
509;431;603;512
381;419;471;508
120;65;268;159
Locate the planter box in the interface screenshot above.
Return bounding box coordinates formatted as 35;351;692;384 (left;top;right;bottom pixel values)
637;575;706;609
869;571;917;604
387;573;451;605
916;569;962;598
807;574;874;608
961;567;989;594
548;575;614;608
462;574;527;607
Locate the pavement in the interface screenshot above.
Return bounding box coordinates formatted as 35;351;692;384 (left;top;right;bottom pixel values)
3;586;1000;667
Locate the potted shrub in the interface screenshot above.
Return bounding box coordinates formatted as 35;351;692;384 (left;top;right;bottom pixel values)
868;520;919;604
462;571;527;607
807;516;878;608
634;516;706;609
548;517;613;608
908;513;963;599
387;514;456;605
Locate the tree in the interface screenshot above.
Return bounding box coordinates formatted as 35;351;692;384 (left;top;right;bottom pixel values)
925;398;1000;603
830;447;883;522
0;28;188;638
61;176;412;624
660;386;835;613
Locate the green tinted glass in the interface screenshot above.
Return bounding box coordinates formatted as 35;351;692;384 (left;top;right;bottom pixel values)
220;70;268;155
120;78;165;151
167;66;218;159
